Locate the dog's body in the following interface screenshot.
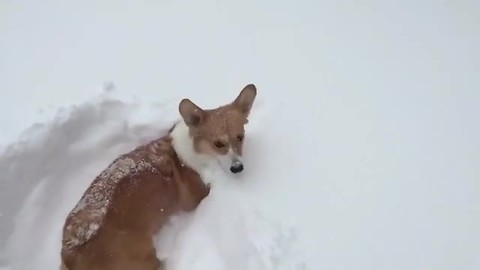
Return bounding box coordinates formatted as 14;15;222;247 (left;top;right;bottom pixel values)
60;133;210;270
60;84;257;270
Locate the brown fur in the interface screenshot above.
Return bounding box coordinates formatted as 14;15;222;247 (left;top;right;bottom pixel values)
60;84;257;270
61;135;209;270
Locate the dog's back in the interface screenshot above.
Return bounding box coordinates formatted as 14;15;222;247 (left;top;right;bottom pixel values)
61;135;209;270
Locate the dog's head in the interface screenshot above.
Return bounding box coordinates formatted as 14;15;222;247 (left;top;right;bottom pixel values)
178;84;257;174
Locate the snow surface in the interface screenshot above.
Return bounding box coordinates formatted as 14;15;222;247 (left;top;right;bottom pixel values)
1;0;480;269
0;93;303;270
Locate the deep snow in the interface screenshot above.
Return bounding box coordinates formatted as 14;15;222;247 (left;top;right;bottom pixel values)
1;0;480;269
0;92;303;269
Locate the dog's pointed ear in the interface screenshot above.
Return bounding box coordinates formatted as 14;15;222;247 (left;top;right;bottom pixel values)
179;99;205;127
233;84;257;117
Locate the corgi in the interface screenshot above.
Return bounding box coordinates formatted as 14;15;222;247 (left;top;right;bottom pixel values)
60;84;257;270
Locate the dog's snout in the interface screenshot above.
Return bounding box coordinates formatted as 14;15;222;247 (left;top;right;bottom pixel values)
230;160;244;174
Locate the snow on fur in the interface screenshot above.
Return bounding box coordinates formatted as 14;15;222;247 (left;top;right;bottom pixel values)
63;156;157;249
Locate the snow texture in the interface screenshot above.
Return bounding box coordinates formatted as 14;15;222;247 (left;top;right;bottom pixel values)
1;0;480;269
0;95;303;270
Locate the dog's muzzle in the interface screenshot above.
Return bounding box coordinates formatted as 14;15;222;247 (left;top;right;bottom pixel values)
230;159;244;174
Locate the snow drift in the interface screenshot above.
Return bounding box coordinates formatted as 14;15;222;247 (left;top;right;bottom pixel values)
0;92;303;270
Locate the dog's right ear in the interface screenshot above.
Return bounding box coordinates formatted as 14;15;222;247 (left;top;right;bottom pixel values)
233;84;257;117
179;99;205;127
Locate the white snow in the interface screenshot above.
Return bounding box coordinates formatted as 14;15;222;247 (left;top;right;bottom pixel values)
1;0;480;269
1;96;303;269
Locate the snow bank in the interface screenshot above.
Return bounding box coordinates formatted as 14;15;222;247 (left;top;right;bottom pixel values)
0;92;303;269
1;0;480;269
156;182;303;270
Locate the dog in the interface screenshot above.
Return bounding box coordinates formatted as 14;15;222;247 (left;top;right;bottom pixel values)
60;84;257;270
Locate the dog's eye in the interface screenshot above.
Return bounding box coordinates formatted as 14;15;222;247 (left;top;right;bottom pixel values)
213;140;225;148
237;135;244;142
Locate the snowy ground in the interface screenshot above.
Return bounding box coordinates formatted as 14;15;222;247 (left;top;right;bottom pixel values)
0;92;303;269
1;0;479;269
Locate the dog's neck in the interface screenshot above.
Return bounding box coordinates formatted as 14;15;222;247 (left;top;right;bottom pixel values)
170;120;213;175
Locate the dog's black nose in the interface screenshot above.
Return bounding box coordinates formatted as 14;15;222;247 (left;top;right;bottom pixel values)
230;164;244;174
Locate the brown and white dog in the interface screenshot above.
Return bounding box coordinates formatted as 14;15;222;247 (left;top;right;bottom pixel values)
60;84;257;270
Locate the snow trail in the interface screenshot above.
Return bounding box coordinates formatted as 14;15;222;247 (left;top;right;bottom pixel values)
0;93;303;269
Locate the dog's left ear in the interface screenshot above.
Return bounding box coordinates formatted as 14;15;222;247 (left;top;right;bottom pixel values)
233;84;257;117
179;98;206;127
